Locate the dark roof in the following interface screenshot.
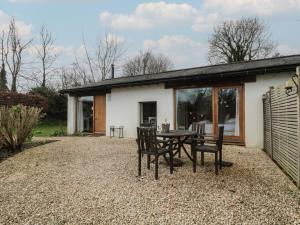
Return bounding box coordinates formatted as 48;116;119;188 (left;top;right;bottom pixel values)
61;54;300;95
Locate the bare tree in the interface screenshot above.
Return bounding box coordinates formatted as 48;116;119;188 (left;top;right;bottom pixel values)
208;17;276;64
59;61;95;90
69;33;124;83
0;32;8;90
3;19;32;92
123;50;173;76
82;36;95;82
95;34;124;80
34;25;60;88
59;66;81;89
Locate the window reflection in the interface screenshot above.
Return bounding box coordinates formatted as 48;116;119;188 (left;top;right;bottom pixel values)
77;96;94;133
176;88;213;134
218;88;239;136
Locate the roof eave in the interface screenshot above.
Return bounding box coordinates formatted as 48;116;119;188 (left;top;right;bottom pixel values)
60;63;298;96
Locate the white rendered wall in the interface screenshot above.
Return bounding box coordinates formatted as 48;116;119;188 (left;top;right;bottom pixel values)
245;72;292;148
106;84;174;138
67;95;76;135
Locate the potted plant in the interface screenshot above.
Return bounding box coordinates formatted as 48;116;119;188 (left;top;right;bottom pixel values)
161;119;170;133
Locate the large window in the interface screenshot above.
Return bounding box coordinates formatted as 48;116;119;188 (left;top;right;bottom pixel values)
176;88;213;134
176;85;244;140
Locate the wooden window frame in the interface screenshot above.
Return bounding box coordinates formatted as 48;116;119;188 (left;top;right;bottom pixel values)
173;83;245;143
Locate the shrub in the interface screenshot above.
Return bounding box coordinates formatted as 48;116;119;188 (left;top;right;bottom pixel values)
0;105;44;150
50;122;67;137
29;87;67;119
0;91;48;110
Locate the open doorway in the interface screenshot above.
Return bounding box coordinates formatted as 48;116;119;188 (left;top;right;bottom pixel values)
77;96;94;133
139;102;157;127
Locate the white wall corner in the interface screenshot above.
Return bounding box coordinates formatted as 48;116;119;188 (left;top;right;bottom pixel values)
67;95;77;135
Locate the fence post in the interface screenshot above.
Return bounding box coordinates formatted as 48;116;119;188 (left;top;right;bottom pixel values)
297;66;300;188
269;86;274;160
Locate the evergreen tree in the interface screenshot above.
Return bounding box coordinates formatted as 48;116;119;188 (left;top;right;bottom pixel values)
0;63;8;91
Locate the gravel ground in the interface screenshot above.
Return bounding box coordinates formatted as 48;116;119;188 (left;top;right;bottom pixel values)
0;137;299;225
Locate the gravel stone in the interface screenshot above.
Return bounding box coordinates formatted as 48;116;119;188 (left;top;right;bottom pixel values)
0;137;299;225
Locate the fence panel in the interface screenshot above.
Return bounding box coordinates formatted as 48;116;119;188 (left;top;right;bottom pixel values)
263;92;273;158
263;71;300;187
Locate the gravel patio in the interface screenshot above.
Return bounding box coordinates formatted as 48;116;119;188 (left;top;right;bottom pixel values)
0;137;299;225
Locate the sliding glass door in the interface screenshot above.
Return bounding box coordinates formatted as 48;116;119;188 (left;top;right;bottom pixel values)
176;85;244;141
215;86;243;139
176;88;213;134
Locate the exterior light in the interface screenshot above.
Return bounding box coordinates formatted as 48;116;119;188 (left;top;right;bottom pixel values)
285;74;299;96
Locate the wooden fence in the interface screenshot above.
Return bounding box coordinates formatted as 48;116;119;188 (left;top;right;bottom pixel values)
263;67;300;187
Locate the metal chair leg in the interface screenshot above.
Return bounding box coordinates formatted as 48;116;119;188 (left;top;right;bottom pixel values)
193;150;197;173
215;152;218;175
147;155;151;169
201;152;204;166
155;155;159;180
169;151;173;174
219;150;222;170
138;151;141;176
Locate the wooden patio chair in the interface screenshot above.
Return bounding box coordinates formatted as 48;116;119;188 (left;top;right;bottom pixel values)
191;126;224;175
184;121;206;145
136;127;174;180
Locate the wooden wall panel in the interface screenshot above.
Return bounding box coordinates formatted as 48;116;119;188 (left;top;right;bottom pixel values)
94;95;106;134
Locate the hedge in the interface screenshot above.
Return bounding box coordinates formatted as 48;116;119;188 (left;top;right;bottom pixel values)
0;91;48;110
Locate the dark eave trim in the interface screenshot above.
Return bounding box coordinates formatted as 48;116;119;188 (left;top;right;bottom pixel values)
61;64;297;96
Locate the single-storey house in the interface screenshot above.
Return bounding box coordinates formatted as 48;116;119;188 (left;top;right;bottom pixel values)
61;54;300;148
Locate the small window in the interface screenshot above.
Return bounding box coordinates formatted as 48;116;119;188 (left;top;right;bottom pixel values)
139;102;157;127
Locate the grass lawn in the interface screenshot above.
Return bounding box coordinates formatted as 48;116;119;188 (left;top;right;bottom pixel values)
33;119;67;137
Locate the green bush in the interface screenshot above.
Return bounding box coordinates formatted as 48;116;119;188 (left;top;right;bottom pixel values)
29;86;67;119
50;124;67;137
0;105;44;150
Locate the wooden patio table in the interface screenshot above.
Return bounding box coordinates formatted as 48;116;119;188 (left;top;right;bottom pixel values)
157;130;197;163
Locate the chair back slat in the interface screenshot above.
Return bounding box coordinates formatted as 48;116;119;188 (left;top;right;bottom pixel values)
191;122;206;135
197;122;206;135
137;127;158;154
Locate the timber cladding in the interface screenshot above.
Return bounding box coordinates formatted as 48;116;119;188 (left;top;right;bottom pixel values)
263;71;300;187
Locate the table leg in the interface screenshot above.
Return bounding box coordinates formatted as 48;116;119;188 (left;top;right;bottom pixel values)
180;142;193;161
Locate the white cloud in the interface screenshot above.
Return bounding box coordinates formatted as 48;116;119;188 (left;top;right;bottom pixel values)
100;1;198;30
192;13;219;32
277;44;300;56
0;10;32;38
28;44;64;58
204;0;300;15
143;35;208;68
106;33;125;44
100;12;152;30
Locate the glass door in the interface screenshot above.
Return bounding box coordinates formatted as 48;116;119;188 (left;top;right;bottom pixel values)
175;85;244;142
214;86;244;140
176;87;213;134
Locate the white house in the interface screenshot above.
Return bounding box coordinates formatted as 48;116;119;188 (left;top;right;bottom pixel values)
61;55;300;148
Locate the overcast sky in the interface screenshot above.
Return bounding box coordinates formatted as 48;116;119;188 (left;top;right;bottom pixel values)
1;0;300;70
